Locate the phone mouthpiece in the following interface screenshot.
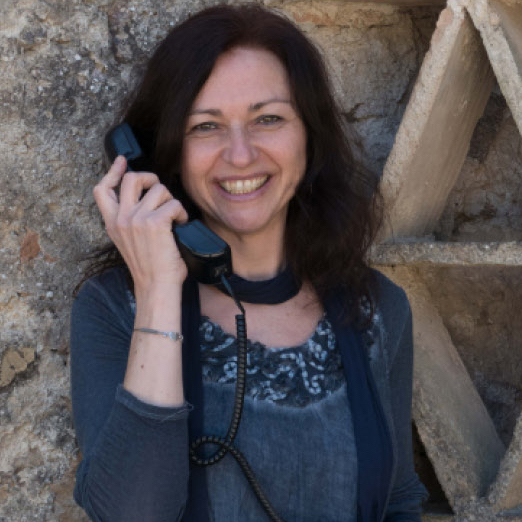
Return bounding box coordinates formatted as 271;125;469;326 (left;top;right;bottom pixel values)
173;220;232;285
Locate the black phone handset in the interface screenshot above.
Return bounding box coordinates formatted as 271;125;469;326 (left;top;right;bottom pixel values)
104;123;285;522
104;123;232;285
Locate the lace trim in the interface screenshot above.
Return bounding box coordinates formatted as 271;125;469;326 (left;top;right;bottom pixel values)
200;315;345;407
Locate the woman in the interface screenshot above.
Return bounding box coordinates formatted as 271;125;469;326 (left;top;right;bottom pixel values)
71;4;427;522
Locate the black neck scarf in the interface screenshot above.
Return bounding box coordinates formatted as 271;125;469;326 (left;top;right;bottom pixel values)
181;273;393;522
214;265;301;304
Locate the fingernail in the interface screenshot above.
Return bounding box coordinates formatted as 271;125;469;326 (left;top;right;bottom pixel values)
115;155;125;166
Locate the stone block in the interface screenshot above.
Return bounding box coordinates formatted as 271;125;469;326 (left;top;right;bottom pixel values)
380;4;495;239
378;266;505;504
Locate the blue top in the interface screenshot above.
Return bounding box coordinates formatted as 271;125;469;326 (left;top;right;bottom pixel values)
200;315;357;521
70;267;427;521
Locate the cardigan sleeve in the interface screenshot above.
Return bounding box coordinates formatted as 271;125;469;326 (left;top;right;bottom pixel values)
70;271;191;522
383;301;428;521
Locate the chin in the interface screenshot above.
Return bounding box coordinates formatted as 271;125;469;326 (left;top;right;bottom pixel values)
214;215;279;237
225;221;269;236
202;203;287;238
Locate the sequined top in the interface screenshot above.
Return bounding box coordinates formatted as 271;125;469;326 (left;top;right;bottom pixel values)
200;315;345;406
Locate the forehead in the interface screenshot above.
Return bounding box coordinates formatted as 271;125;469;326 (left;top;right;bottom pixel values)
191;47;292;109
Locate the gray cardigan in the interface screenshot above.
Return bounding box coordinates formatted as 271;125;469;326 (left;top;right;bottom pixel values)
70;267;427;521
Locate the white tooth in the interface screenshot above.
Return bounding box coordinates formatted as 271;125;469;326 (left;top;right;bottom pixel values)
220;176;268;194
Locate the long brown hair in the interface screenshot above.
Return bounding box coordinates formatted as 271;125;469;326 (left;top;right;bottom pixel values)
81;4;382;319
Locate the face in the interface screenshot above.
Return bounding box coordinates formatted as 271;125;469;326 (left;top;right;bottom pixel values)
181;47;307;241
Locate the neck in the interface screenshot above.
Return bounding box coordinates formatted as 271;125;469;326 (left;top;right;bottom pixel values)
205;221;286;281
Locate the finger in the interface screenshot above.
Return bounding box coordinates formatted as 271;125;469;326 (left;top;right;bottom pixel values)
99;156;127;190
136;183;174;212
119;171;160;210
93;156;127;222
135;198;189;229
154;198;189;226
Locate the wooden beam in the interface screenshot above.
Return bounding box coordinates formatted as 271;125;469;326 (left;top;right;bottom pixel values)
379;266;505;504
489;414;522;511
467;0;522;135
342;0;447;6
380;6;495;239
371;241;522;267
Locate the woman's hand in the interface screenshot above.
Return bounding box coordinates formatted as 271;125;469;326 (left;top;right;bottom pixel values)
93;156;189;294
94;156;187;406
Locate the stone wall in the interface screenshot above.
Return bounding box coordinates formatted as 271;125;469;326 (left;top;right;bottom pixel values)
1;0;520;521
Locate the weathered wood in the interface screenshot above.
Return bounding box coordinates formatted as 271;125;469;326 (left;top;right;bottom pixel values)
488;413;522;511
371;241;522;267
343;0;446;6
380;5;495;239
467;0;522;135
378;266;505;505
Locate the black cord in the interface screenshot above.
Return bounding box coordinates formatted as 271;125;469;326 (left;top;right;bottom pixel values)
189;275;285;522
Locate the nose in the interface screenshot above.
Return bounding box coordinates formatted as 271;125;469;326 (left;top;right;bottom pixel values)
222;125;258;167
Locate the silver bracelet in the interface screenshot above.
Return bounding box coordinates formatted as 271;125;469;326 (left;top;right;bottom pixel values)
133;327;184;342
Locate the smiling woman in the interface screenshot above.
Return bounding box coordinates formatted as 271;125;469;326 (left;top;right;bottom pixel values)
70;4;427;522
182;47;307;242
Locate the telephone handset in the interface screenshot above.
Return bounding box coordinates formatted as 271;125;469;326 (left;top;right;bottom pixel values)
104;123;232;284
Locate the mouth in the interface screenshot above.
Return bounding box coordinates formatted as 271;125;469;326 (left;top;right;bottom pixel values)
218;175;269;195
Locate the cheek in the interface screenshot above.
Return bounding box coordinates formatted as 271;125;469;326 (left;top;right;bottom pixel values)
181;140;220;179
265;127;307;175
180;145;206;195
289;130;308;184
179;156;201;206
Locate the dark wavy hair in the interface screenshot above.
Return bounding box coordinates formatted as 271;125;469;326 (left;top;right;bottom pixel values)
82;3;382;320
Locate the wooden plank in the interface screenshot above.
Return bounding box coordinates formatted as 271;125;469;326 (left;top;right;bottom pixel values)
379;266;505;505
380;6;495;239
489;413;522;511
343;0;447;6
467;0;522;135
371;241;522;267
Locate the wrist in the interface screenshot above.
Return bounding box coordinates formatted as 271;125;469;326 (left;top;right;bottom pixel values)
134;282;184;304
134;284;183;330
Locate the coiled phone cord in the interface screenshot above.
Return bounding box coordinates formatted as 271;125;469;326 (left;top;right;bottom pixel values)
189;275;285;522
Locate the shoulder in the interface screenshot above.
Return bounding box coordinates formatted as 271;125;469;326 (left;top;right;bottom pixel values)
371;269;410;320
72;266;134;326
370;269;413;362
75;265;130;298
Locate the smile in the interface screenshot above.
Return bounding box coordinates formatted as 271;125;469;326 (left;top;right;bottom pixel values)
218;176;269;195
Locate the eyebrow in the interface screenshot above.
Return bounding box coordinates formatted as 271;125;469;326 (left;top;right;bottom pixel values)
189;98;293;116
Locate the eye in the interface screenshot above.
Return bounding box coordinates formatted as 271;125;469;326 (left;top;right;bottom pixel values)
189;121;219;133
256;115;283;125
